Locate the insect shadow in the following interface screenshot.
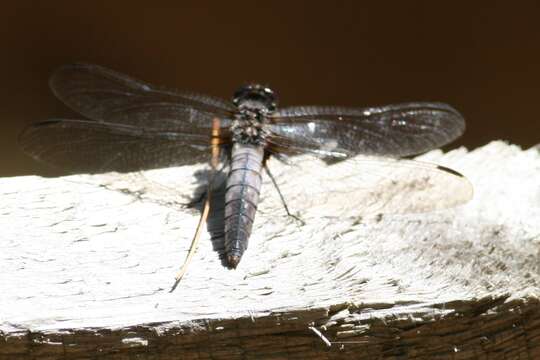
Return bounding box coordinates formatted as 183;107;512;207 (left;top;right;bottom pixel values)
181;168;230;268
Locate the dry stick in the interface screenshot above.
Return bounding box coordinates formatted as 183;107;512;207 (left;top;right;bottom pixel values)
170;118;221;292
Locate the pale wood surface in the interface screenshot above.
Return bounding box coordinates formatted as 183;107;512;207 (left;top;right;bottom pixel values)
1;141;539;359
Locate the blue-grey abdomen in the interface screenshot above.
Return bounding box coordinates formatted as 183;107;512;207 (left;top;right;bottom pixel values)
224;143;264;268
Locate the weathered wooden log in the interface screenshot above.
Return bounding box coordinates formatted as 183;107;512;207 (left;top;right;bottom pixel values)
1;141;539;359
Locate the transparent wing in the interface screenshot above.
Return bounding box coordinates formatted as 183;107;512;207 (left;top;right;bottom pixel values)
20;63;236;173
19;119;231;173
88;160;230;212
268;103;465;158
49;63;236;130
260;155;473;219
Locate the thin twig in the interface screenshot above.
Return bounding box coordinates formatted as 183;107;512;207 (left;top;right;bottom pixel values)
170;118;221;292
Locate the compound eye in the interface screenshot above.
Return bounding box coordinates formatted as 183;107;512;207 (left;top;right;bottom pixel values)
232;84;278;112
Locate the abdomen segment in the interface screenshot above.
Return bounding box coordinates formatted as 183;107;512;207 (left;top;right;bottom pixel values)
224;143;264;268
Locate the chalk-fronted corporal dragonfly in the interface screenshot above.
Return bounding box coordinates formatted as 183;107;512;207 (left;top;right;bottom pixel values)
20;64;473;269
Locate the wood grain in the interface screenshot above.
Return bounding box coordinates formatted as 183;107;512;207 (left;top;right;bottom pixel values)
1;141;539;359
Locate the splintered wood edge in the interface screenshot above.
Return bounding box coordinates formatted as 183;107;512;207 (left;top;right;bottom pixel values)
2;297;539;359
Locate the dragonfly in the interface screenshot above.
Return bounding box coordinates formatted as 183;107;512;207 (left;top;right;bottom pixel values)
19;63;473;271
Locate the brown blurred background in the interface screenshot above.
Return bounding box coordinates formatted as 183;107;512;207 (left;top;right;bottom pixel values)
2;1;540;177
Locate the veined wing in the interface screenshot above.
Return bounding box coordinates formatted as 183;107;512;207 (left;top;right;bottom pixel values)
20;63;235;173
19;119;231;173
261;154;473;219
267;103;464;158
49;63;235;132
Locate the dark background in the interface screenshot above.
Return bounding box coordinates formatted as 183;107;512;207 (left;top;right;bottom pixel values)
3;1;540;177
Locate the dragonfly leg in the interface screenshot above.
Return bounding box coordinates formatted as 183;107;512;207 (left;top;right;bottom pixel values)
264;164;305;225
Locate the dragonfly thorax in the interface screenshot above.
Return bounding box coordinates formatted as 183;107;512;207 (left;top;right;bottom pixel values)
231;84;274;145
231;115;268;145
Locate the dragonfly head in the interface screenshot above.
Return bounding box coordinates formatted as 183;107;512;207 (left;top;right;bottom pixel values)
233;84;277;114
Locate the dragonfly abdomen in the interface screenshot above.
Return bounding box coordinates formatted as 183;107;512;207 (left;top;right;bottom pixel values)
224;143;264;268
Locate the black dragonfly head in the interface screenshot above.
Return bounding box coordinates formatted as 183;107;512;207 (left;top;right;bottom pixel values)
233;84;277;114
